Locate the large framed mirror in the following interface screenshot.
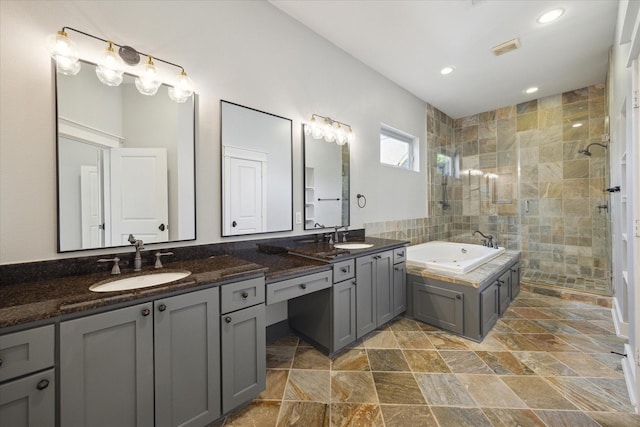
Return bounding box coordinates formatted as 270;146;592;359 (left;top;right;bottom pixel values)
221;101;293;236
303;125;350;229
56;60;196;252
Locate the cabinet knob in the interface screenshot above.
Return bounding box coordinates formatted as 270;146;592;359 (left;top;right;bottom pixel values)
341;267;348;273
498;280;505;286
373;255;381;260
225;316;232;323
241;291;249;299
398;252;405;257
352;280;357;286
158;303;167;312
36;379;50;390
301;284;307;289
456;295;462;300
394;267;399;271
141;308;151;317
0;357;3;366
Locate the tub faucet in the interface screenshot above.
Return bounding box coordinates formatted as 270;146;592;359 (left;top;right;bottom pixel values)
472;230;494;248
128;234;144;271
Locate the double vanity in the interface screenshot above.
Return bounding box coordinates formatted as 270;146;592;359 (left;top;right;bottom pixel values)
0;234;407;427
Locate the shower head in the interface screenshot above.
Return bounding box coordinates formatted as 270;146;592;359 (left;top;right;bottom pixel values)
578;142;608;156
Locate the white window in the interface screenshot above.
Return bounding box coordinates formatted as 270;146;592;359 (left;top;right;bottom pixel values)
380;124;419;171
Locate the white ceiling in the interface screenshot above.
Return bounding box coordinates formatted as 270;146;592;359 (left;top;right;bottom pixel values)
270;0;618;119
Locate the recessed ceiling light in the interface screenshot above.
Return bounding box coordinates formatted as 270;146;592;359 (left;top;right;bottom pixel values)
537;8;564;24
440;66;455;75
523;87;539;94
572;123;583;128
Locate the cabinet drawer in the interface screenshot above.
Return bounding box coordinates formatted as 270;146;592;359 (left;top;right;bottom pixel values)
333;259;355;282
0;325;54;382
221;277;265;314
267;270;332;305
0;368;55;425
393;247;407;264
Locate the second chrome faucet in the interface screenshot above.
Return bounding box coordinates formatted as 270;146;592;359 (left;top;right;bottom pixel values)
128;234;144;271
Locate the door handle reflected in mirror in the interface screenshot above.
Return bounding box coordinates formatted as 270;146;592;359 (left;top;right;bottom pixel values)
158;223;166;231
232;221;237;228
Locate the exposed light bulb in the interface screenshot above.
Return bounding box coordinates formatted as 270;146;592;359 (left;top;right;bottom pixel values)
168;70;195;103
335;123;348;145
96;42;124;86
47;30;81;75
346;129;355;144
323;119;336;143
135;56;162;96
310;117;324;140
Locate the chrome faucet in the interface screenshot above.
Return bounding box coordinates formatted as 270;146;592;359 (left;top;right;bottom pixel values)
333;225;348;244
472;230;496;248
128;234;144;271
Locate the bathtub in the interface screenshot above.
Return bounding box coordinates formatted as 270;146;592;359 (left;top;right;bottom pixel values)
406;241;505;274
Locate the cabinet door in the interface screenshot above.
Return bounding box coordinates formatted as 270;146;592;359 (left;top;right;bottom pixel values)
333;280;356;352
155;288;221;427
60;303;154;427
413;282;464;334
375;251;394;327
510;262;521;300
393;263;407;317
480;282;500;337
0;369;54;427
221;304;266;413
497;270;511;315
355;255;376;339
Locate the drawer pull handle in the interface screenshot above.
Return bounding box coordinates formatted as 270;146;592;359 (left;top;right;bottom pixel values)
241;291;249;299
36;379;50;390
352;281;357;286
141;308;151;317
456;295;462;300
341;267;348;273
158;303;167;312
301;284;307;289
225;316;232;323
373;255;381;260
398;252;404;257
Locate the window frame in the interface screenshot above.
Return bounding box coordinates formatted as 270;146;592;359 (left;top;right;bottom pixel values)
379;123;419;172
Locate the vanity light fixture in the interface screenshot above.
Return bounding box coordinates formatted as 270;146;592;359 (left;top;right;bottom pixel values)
305;114;354;145
47;27;195;102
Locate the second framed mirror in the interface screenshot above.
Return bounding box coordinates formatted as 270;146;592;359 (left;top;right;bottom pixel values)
303;124;350;230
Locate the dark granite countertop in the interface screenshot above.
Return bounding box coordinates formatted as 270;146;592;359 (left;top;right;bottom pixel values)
0;235;408;330
282;236;409;261
0;255;267;329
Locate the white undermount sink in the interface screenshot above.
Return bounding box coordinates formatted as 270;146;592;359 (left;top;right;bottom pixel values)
89;271;192;293
333;243;374;250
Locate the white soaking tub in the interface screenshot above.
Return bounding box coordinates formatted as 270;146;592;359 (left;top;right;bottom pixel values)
406;241;505;274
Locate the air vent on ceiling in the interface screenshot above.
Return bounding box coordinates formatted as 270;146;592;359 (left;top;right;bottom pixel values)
491;38;521;56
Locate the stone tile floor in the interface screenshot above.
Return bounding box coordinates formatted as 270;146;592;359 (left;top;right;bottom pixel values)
213;291;639;426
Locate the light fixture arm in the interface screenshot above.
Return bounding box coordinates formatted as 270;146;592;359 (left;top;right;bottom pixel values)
310;113;353;133
60;26;186;73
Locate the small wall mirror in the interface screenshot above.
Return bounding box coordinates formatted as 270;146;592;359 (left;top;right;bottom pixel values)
221;101;293;236
56;60;196;252
303;125;350;229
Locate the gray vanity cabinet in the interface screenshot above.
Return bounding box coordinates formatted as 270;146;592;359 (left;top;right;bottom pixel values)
413;282;464;335
154;289;221;427
60;286;221;427
393;248;407;317
60;303;155;427
510;262;521;299
355;255;377;338
332;279;357;351
497;269;511;315
480;281;500;336
0;325;55;426
220;278;266;414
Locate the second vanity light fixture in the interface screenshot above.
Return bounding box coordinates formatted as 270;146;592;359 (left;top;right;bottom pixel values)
305;114;355;145
47;27;195;103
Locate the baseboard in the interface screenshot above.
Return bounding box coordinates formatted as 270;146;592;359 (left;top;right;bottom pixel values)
621;343;638;413
611;297;629;338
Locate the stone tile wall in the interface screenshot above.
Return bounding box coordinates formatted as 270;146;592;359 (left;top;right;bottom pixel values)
366;84;611;296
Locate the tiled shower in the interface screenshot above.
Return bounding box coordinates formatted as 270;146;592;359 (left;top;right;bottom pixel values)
366;84;612;296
